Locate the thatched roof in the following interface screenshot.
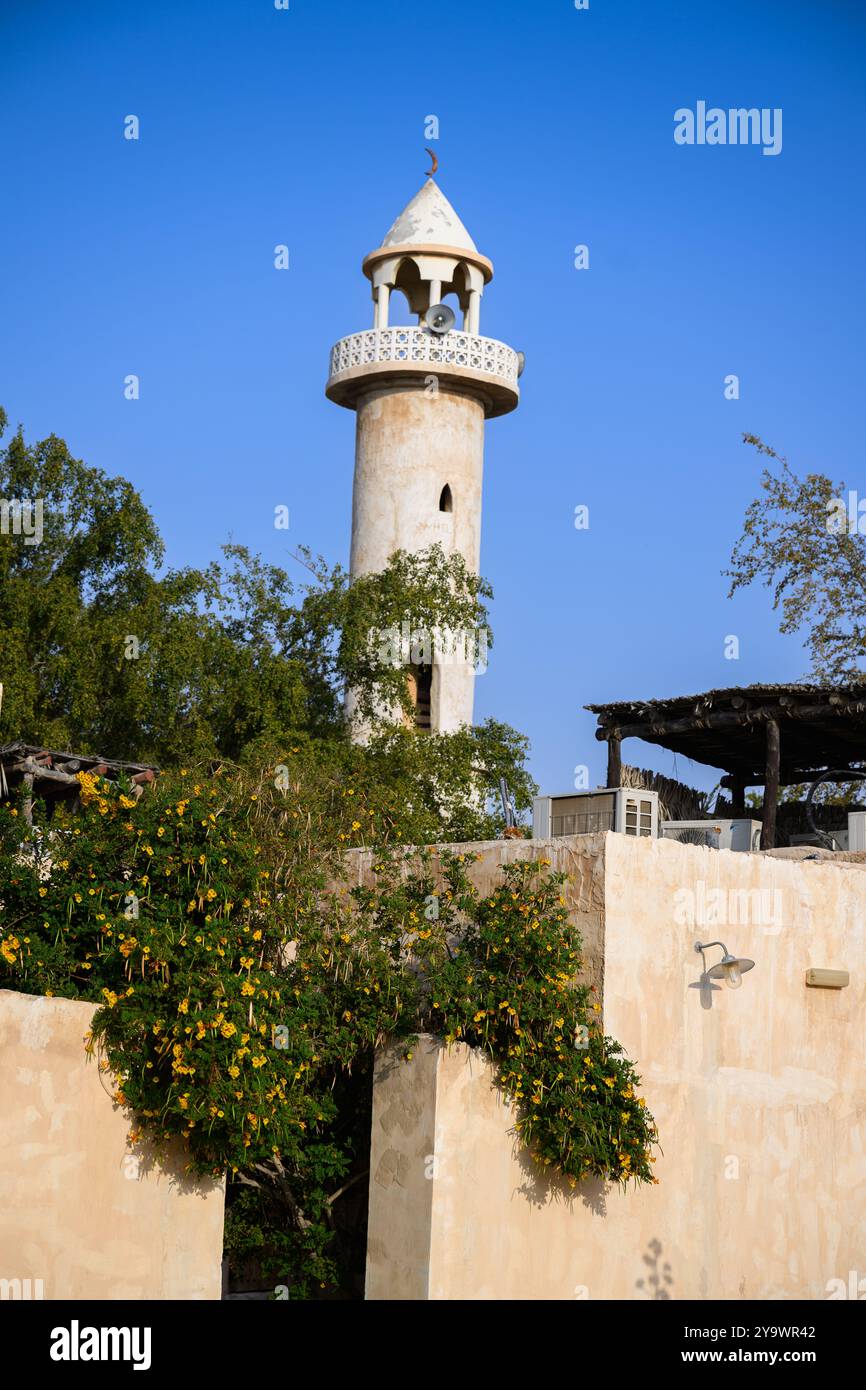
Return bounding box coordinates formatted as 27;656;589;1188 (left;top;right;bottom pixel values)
587;683;866;784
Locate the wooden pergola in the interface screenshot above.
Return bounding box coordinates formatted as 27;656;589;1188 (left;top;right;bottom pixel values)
586;683;866;849
0;742;157;823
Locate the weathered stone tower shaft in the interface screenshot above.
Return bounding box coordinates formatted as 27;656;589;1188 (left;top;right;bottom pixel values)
325;177;520;736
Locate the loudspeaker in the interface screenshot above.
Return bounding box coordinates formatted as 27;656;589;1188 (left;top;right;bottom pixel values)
424;303;455;335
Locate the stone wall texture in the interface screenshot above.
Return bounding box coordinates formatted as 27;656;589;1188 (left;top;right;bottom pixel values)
363;833;866;1300
0;990;225;1300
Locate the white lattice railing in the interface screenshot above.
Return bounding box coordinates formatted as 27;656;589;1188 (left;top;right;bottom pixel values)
328;327;520;388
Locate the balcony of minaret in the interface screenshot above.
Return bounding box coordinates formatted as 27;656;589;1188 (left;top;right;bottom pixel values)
326;326;520;419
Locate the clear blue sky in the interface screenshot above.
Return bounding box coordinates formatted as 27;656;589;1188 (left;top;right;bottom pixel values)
2;0;864;797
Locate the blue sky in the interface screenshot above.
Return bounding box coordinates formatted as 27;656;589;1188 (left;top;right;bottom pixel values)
2;0;864;797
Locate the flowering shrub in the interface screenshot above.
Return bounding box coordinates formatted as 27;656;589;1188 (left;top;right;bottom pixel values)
359;851;659;1188
0;769;658;1293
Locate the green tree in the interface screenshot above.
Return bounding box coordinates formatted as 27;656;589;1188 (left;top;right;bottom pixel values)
725;434;866;682
0;411;533;829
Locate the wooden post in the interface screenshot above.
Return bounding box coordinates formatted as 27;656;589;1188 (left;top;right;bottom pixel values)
761;720;780;850
606;734;622;789
730;777;746;817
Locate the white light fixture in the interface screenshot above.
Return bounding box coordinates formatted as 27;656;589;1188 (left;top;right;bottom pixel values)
694;939;755;990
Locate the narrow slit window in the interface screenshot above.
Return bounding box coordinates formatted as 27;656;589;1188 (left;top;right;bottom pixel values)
407;665;432;731
439;484;453;513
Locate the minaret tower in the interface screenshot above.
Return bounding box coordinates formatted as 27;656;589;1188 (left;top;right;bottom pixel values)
326;175;521;736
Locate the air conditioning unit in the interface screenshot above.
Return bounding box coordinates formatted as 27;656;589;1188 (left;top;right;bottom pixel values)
533;789;659;840
848;812;866;852
661;818;761;852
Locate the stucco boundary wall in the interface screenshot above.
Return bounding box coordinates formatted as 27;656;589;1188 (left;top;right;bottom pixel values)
0;990;225;1300
360;832;866;1300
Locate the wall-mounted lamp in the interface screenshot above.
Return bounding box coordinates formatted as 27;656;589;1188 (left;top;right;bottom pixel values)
694;939;755;990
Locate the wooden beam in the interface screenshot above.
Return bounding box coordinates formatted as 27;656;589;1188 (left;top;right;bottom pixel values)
9;759;81;787
761;719;781;850
722;767;866;790
595;699;866;743
729;776;746;816
606;734;622;789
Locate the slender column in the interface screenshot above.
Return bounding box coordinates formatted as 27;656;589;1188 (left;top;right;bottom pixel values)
760;720;780;850
374;283;390;329
428;279;441;309
467;289;480;335
606;734;622;789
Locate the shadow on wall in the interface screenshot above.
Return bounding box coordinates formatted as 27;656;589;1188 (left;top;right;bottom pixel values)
688;970;723;1011
637;1238;673;1299
89;1039;216;1198
511;1125;610;1217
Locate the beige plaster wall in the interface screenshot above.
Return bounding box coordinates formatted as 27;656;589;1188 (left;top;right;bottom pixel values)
365;833;866;1300
0;990;225;1300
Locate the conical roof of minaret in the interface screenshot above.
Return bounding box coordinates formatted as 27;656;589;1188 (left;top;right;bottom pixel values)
379;177;478;254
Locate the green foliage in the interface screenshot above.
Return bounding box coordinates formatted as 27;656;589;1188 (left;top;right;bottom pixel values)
0;775;658;1294
241;719;535;846
0;409;656;1296
325;543;491;727
402;853;659;1187
0;414;531;829
725;434;866;682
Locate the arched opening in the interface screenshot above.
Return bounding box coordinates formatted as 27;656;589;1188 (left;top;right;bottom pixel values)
439;484;453;513
389;257;424;322
406;664;432;731
451;263;471;318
